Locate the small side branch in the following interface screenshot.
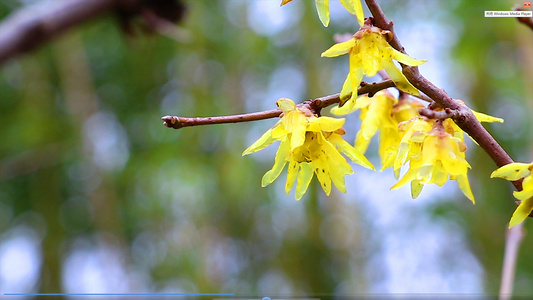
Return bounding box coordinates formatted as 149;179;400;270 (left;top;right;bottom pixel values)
162;79;395;129
162;109;281;129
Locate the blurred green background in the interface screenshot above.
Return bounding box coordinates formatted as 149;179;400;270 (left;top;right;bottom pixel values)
0;0;532;296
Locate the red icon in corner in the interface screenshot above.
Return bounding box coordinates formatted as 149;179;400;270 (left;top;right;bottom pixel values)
525;1;532;7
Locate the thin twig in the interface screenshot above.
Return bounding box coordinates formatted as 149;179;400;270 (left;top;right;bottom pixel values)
499;221;525;300
162;79;395;129
364;0;522;192
162;109;281;129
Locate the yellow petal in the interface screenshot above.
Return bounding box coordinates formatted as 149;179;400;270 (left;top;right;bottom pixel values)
355;93;394;154
411;180;424;198
281;0;293;6
455;174;475;204
416;164;433;183
431;163;449;187
261;140;290;187
328;163;351;193
508;196;533;228
513;175;533;201
313;157;332;195
271;124;288;139
379;127;400;168
383;62;420;95
354;131;372;154
338;75;355;107
339;0;364;26
359;37;381;76
394;142;410;171
329;134;375;170
349;53;365;91
321;39;356;57
295;162;314;200
354;94;372;109
307;116;345;132
285;161;299;194
276;98;297;112
472;111;504;123
391;165;417;190
524;174;533;190
394;119;430;170
287;112;307;150
391;49;426;66
336;73;364;109
380;144;398;171
321;139;352;193
243;127;279;155
514;189;533;201
315;0;330;27
490;162;532;181
331;93;357;115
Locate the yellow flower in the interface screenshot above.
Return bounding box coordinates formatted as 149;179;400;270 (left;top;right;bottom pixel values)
392;102;502;171
391;121;475;203
281;0;364;27
243;98;374;200
393;117;434;172
331;91;400;170
491;161;533;228
321;23;426;106
392;96;425;124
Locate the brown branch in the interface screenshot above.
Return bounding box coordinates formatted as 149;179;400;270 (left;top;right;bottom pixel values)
419;107;460;120
0;0;186;65
162;79;395;129
365;0;522;192
517;17;533;30
514;6;533;31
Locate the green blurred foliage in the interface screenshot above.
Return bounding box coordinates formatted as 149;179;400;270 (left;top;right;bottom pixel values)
0;0;532;296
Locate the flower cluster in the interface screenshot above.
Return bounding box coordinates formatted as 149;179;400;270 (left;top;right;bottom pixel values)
390;118;474;202
330;90;503;201
322;22;426;106
281;0;365;27
243;98;374;200
491;162;533;227
254;0;507;209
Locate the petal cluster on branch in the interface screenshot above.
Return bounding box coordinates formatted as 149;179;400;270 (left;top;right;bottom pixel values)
321;22;426;106
250;1;508;214
491;162;533;228
390;118;475;202
243;98;374;200
328;90;503;202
